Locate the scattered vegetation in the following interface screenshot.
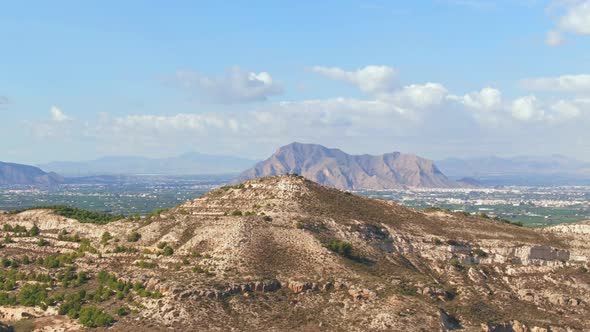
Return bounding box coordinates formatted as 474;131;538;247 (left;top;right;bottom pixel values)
325;240;353;258
10;205;124;224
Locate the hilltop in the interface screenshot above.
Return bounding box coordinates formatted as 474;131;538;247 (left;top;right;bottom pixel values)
0;175;588;331
237;142;461;190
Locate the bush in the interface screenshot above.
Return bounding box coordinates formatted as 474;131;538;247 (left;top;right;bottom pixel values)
231;210;243;216
100;232;112;245
18;283;48;307
37;238;49;247
115;306;130;317
28;225;40;236
326;240;353;258
473;248;487;257
127;232;141;242
449;258;464;270
156;242;167;249
162;246;174;256
78;306;114;328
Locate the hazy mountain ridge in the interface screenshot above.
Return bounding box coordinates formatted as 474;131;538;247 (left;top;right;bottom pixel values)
0;161;63;186
39;152;258;176
237;142;462;189
438;155;590;177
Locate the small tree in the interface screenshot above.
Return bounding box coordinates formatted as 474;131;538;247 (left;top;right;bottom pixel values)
29;225;40;236
100;232;112;245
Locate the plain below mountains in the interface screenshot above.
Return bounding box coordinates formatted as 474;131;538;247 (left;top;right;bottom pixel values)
237;142;463;190
39;152;258;176
0;161;63;186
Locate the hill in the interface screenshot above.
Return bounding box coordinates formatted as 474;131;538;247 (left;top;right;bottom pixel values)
237;142;461;190
0;161;63;186
39;152;257;176
0;175;588;330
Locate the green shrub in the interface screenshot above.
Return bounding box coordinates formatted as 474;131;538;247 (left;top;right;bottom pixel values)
100;232;112;245
37;238;49;247
18;284;48;307
78;306;114;328
156;242;167;249
115;306;130;317
326;240;353;258
28;225;40;236
127;232;141;242
162;246;174;256
231;210;243;216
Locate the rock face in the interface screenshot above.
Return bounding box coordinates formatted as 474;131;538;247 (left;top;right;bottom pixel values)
0;175;589;331
237;142;460;190
0;161;63;186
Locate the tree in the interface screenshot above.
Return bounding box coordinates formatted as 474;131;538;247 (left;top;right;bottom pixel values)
29;225;40;236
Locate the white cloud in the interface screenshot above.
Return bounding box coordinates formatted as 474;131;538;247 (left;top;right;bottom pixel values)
311;65;397;94
448;87;503;111
546;30;565;46
172;66;283;103
550;99;582;119
558;0;590;35
511;96;545;121
520;74;590;92
547;0;590;45
385;83;448;110
50;106;71;122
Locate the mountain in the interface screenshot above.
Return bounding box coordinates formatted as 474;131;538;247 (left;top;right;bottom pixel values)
236;142;461;190
0;175;588;330
39;152;258;176
0;161;63;186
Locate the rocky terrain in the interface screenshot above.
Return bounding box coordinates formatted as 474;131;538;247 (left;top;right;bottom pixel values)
0;175;588;331
0;162;63;186
237;142;462;190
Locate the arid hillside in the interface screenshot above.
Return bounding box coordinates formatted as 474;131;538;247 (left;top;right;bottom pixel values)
0;175;588;331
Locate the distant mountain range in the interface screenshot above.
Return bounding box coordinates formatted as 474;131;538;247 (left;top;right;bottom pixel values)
38;152;258;176
237;142;462;190
0;162;63;186
437;155;590;186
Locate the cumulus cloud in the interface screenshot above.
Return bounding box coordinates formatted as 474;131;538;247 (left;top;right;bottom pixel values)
520;74;590;92
171;66;283;103
547;0;590;45
511;96;545;121
50;106;71;122
559;0;590;35
311;65;397;94
448;87;503;111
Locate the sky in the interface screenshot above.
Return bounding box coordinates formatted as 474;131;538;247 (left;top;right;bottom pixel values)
1;0;590;164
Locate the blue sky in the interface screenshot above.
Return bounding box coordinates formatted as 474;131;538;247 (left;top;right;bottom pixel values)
1;0;590;163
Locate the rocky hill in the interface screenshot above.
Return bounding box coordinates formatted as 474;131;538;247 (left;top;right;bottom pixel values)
237;142;460;190
0;162;63;186
0;175;588;331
